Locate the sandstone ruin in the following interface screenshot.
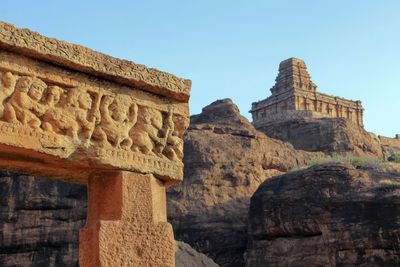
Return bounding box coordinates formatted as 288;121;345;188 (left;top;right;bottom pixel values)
250;58;364;128
0;21;190;266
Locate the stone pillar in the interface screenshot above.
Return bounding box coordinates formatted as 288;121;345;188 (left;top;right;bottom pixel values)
80;172;174;266
0;21;191;267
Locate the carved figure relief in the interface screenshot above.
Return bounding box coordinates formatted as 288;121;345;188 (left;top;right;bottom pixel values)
163;114;187;160
4;77;47;129
0;72;16;118
92;94;138;150
131;106;170;156
0;71;185;162
42;87;96;141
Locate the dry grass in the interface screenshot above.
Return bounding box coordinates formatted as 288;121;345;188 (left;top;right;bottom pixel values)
290;154;400;174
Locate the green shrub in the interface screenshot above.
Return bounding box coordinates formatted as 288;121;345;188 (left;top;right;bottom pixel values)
284;142;294;149
312;151;326;158
350;157;365;169
389;155;400;163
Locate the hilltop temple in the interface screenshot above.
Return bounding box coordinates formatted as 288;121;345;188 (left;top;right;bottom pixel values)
250;58;364;128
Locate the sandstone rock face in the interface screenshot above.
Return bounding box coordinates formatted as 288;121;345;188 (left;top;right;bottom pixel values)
175;241;219;267
167;99;312;266
256;117;383;159
247;163;400;266
0;171;86;267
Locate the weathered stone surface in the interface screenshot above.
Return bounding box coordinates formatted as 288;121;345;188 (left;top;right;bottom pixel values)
175;241;219;267
251;57;364;127
167;99;313;266
247;163;400;266
257;117;383;159
0;171;86;267
0;21;191;102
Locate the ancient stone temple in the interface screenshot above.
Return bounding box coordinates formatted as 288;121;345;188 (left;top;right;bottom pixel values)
250;58;364;128
0;21;190;266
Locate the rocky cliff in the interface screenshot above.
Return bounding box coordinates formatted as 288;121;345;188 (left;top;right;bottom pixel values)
256;117;383;159
167;99;312;266
247;163;400;266
0;171;86;267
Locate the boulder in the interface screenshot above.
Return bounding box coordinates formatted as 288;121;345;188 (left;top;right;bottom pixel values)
247;163;400;266
175;241;219;267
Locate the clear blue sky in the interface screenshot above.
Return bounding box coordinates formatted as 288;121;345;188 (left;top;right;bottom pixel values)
1;0;399;137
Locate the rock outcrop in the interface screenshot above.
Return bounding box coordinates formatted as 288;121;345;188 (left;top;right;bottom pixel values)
175;241;219;267
247;163;400;266
379;134;400;160
256;117;383;159
167;99;312;266
0;171;86;267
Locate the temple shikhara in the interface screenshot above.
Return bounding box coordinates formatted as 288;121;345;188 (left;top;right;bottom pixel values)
250;58;364;128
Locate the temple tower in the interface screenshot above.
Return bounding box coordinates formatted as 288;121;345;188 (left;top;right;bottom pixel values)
250;58;364;128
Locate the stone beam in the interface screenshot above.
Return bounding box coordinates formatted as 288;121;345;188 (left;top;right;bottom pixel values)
0;22;191;102
0;21;191;266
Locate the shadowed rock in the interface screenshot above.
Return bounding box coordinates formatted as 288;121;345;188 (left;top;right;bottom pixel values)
0;172;86;267
247;163;400;266
175;241;219;267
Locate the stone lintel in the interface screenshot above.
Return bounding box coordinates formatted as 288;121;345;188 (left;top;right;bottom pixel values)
0;22;190;185
0;21;191;102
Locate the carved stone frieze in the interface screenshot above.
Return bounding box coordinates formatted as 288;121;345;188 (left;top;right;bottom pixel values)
0;43;189;185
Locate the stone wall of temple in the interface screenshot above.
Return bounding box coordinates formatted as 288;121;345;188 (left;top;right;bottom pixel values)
250;58;364;127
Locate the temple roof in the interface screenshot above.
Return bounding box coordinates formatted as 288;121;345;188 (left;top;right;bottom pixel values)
270;57;317;95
